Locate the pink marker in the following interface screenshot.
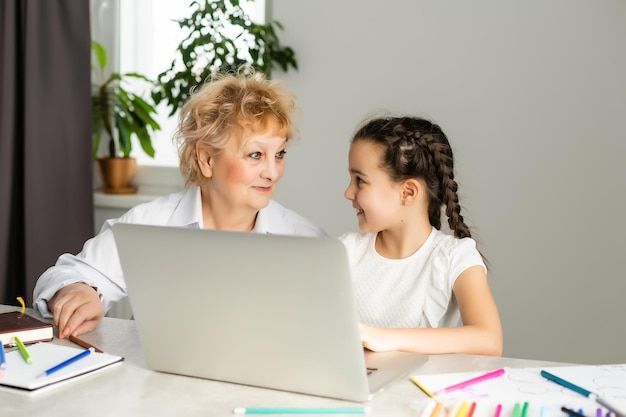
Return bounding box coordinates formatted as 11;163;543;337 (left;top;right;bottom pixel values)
434;368;506;395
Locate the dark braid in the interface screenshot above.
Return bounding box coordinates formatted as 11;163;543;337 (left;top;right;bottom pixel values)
351;116;472;239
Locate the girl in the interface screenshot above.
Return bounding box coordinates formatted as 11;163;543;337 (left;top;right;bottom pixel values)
340;116;502;356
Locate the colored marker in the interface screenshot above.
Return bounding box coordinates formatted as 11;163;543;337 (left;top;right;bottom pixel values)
493;404;502;417
430;403;444;417
37;347;94;378
13;336;32;364
434;368;506;395
521;402;529;417
0;343;6;370
419;400;438;417
512;403;521;417
540;370;593;397
467;402;477;417
561;407;588;417
455;402;469;417
447;403;462;417
410;375;435;398
232;408;367;414
596;397;626;417
541;370;626;417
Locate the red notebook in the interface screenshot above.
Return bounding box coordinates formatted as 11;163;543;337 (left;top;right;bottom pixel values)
0;311;54;346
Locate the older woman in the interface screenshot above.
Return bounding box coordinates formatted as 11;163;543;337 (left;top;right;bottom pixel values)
34;71;326;338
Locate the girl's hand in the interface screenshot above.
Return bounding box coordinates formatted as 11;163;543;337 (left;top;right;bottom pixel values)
359;323;395;352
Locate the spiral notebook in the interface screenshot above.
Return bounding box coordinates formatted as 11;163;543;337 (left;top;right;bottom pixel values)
0;343;123;393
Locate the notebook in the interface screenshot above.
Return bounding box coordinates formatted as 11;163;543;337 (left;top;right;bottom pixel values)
0;343;123;393
0;311;53;346
112;223;427;402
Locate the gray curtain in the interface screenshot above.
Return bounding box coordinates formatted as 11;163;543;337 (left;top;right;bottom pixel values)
0;1;94;305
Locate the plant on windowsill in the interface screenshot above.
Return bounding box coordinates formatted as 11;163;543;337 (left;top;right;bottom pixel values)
91;40;161;194
151;0;298;116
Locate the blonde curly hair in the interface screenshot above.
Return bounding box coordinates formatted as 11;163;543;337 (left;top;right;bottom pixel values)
175;71;297;187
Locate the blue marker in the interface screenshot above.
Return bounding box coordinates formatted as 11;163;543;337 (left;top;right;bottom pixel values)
37;347;94;378
541;370;593;397
0;343;6;370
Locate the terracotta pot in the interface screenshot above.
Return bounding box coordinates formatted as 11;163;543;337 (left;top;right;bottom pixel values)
97;157;138;194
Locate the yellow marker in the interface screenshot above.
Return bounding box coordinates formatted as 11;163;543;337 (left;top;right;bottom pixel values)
456;402;469;417
17;296;25;314
410;375;435;398
14;336;33;365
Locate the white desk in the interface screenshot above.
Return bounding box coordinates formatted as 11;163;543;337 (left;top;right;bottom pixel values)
0;305;570;417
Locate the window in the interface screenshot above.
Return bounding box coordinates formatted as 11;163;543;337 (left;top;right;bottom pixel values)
118;0;266;167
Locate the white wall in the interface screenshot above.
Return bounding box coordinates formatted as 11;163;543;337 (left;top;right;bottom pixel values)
269;0;626;364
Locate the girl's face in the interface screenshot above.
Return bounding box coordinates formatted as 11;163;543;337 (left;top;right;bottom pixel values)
344;140;404;233
201;130;288;214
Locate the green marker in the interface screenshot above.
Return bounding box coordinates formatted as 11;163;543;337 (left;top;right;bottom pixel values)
14;336;33;364
521;402;529;417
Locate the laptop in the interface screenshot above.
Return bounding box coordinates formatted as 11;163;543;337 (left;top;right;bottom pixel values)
112;223;427;402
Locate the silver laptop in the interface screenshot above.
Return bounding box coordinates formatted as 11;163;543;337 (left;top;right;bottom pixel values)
112;223;427;402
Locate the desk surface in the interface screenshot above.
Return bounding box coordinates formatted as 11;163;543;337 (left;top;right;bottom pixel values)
0;305;570;417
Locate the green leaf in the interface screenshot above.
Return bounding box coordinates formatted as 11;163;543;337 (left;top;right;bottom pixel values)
92;40;161;159
91;41;107;69
153;0;299;115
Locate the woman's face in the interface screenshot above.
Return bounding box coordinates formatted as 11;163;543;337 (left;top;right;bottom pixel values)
199;129;288;214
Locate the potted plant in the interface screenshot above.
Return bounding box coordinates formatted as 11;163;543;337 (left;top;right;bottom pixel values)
91;40;161;194
151;0;298;116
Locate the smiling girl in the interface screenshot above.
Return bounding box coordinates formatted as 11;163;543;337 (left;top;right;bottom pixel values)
340;116;502;356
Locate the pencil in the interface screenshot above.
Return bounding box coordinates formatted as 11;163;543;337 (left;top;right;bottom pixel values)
69;335;104;353
410;375;435;398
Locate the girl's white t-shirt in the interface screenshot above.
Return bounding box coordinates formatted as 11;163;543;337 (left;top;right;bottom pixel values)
338;227;485;329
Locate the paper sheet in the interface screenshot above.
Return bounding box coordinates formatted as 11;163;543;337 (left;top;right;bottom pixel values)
412;365;626;417
0;342;123;392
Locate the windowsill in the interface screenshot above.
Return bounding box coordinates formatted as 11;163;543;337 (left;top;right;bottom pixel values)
93;190;165;209
94;165;184;210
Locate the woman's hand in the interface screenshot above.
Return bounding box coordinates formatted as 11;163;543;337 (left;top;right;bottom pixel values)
47;282;104;338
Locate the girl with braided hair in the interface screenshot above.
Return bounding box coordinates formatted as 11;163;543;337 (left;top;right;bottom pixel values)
340;116;502;356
